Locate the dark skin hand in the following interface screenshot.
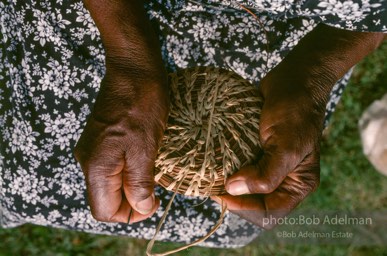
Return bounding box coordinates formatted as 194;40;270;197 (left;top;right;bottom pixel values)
74;0;169;223
212;25;385;229
75;0;385;227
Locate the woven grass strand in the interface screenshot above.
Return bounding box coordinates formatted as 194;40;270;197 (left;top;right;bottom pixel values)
146;4;269;251
147;67;262;254
154;67;262;197
146;175;227;256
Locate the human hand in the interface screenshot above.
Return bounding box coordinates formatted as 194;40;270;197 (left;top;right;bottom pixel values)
212;64;324;229
75;0;169;223
212;24;384;229
74;58;169;223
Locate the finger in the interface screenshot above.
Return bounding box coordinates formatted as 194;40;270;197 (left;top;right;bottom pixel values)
82;156;130;223
78;138;159;222
92;190;159;224
225;91;321;196
128;197;160;224
226;145;302;195
217;155;320;229
123;135;159;215
75;126;133;223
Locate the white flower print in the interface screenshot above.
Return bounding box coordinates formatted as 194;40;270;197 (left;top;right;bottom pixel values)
32;9;71;46
9;119;39;156
188;18;221;42
53;164;85;199
38;59;80;98
318;0;363;21
8;167;48;205
0;0;385;248
33;11;55;46
43;111;81;150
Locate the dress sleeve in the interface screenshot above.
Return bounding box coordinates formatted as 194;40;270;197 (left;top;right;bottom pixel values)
241;0;387;32
292;0;387;32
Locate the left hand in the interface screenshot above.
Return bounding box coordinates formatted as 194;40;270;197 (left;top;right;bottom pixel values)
212;24;385;229
212;63;324;229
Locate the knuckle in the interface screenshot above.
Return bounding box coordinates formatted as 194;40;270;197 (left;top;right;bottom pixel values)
85;169;105;186
90;209;114;223
78;159;100;177
277;145;307;167
126;130;158;156
253;178;278;194
126;177;154;193
125;177;154;200
265;181;278;194
126;152;155;171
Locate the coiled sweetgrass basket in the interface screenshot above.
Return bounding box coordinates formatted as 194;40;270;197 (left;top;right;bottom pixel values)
154;67;262;197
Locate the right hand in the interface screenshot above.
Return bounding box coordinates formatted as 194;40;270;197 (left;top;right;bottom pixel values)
74;55;169;224
77;0;169;224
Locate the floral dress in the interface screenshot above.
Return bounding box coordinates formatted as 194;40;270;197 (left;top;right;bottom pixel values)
1;0;386;248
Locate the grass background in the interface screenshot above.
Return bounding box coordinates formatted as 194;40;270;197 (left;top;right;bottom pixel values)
1;42;386;256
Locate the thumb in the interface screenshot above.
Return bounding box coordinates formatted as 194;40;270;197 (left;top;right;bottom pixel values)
225;148;301;195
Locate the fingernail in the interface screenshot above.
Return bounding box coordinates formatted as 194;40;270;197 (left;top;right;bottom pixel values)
227;180;249;195
135;194;154;215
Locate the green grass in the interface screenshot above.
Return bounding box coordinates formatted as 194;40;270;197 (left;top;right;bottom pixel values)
1;43;386;256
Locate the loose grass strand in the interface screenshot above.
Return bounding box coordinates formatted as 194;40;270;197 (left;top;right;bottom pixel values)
147;67;262;254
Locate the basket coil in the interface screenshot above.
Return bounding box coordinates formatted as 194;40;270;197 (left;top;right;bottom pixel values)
154;67;262;197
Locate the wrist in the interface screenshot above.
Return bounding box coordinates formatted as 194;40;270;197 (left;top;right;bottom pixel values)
92;78;169;124
84;0;162;64
262;24;384;113
83;0;168;110
280;24;384;82
104;54;168;85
